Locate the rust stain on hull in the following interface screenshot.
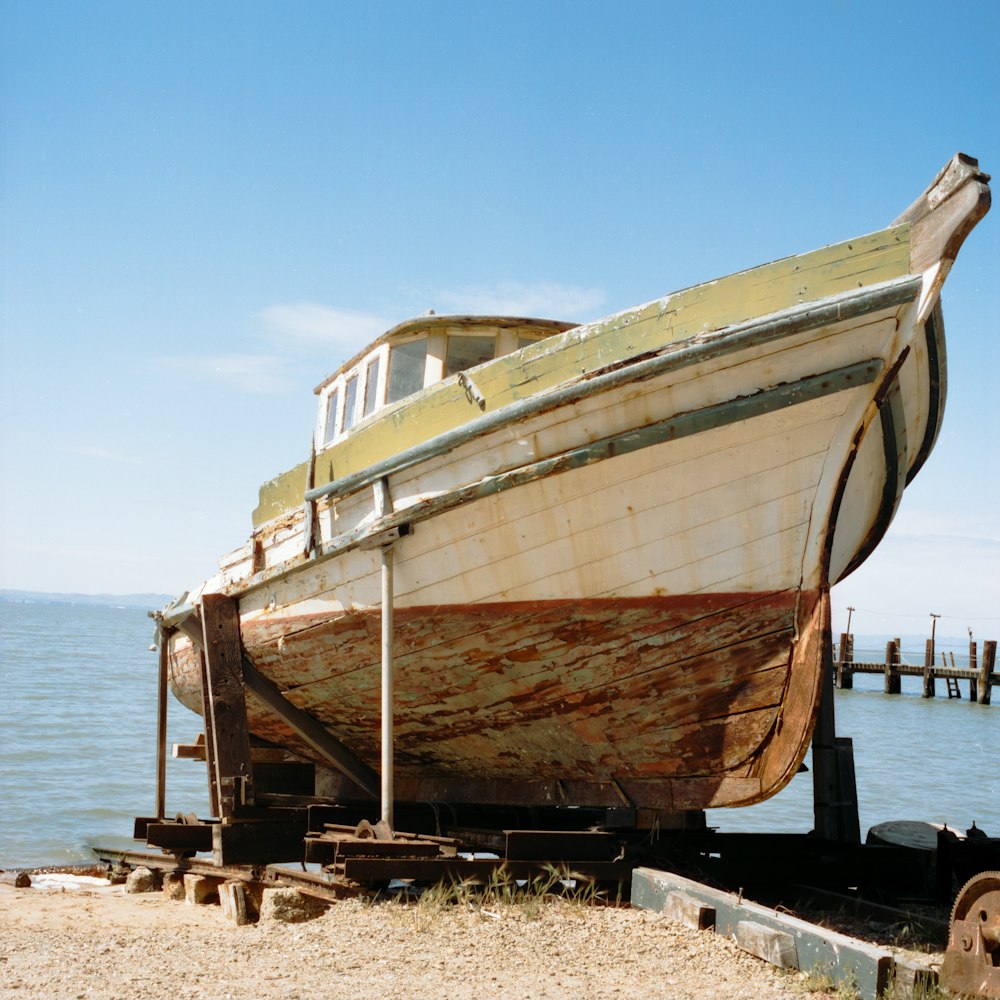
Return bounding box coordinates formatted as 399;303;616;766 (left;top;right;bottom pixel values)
168;588;827;810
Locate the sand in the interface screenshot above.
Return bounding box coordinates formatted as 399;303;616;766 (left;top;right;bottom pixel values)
0;878;821;999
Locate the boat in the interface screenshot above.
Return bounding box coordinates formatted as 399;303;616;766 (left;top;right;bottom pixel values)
158;154;990;824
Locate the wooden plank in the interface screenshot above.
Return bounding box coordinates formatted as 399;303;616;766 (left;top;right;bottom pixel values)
212;815;308;866
172;741;308;764
632;867;902;1000
663;890;716;930
735;920;798;969
201;594;255;817
145;821;213;853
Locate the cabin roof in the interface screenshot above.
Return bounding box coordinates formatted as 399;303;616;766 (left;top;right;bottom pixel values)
313;314;578;394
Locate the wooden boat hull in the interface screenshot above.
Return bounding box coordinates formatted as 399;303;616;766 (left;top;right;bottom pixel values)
162;156;989;815
169;588;825;810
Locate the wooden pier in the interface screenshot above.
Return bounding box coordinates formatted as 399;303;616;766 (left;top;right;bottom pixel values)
834;634;996;703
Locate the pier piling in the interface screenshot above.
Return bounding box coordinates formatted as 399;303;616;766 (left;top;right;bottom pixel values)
922;639;936;698
980;640;995;706
833;633;997;702
883;639;901;694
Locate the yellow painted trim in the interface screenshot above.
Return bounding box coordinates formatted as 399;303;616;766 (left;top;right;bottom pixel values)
253;225;911;528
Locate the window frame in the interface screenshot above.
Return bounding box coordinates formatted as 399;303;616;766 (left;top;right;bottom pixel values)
316;343;390;449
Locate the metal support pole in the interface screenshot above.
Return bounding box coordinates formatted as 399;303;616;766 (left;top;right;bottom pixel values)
155;632;168;821
381;544;394;830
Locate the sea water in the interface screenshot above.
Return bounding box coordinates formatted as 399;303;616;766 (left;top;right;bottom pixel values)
0;601;210;867
0;602;996;867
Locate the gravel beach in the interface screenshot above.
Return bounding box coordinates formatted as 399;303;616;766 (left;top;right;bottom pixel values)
0;879;821;999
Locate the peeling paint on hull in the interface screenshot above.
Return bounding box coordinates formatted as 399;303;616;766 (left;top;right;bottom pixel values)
168;587;827;809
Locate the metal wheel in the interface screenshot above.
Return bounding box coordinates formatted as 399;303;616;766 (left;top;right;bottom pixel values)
951;870;1000;936
941;870;1000;998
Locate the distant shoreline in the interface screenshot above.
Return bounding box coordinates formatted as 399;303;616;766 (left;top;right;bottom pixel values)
0;589;173;609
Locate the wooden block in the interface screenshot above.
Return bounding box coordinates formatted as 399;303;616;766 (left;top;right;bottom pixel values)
219;880;250;925
212;815;308;866
664;889;716;930
183;873;221;906
735;919;798;969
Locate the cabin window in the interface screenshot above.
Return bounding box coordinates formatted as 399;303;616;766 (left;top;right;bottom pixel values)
343;373;359;432
518;334;544;349
387;338;428;403
445;335;495;377
323;386;342;444
363;355;381;417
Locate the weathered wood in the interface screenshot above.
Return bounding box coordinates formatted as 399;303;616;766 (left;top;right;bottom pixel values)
238;657;379;797
200;594;255;817
172;740;306;764
836;631;853;689
299;280;914;512
812;631;860;842
883;639;900;694
969;640;978;701
212;814;308;867
163;157;989;818
892;153;991;278
735;920;798;969
664;889;716;930
145;821;213;853
219;880;250;925
304;837;445;865
980;640;995;706
632;867;901;1000
922;639;936;698
836;659;997;682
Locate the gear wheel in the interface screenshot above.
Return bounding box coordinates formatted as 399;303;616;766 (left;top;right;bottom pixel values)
941;870;1000;998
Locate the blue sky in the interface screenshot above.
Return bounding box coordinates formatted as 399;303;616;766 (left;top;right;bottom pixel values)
2;0;997;639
